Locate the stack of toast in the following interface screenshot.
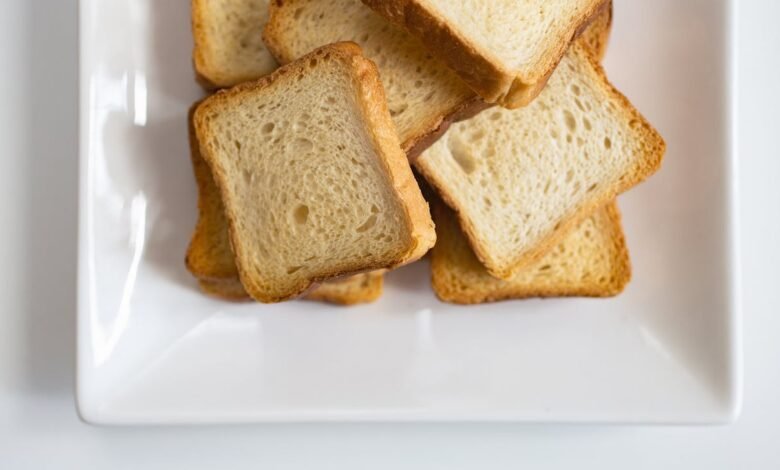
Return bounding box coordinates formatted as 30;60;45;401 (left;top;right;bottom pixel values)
187;0;665;305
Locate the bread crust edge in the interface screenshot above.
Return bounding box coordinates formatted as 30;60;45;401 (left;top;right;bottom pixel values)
430;201;631;304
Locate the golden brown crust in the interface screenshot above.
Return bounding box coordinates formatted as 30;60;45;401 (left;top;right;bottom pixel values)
404;96;492;161
192;0;234;90
361;0;610;109
191;0;213;89
579;0;613;62
261;0;294;64
194;43;434;303
601;202;632;294
348;45;437;266
430;201;631;304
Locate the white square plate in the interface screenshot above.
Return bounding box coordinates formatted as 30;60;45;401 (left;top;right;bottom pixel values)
77;0;740;424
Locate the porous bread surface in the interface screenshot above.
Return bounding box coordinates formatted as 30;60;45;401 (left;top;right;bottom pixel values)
416;44;664;280
263;0;484;156
431;202;630;304
362;0;607;108
193;0;278;89
185;104;386;304
194;43;434;302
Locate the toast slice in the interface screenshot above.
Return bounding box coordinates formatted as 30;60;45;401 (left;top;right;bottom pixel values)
263;0;486;158
431;201;630;304
194;43;435;303
192;0;279;89
362;0;609;108
185;106;386;305
416;44;664;280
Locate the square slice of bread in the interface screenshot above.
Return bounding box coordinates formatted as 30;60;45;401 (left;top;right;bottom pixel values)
263;0;487;158
431;201;630;304
185;105;385;305
192;0;279;89
194;43;435;303
416;44;665;280
362;0;609;108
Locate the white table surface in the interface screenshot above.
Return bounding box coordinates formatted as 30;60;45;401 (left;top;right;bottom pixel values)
1;0;777;468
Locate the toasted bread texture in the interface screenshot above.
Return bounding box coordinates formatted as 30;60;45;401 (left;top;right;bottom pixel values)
263;0;488;158
185;105;386;305
416;44;664;280
194;43;435;303
580;0;613;62
362;0;609;108
192;0;279;89
431;201;631;304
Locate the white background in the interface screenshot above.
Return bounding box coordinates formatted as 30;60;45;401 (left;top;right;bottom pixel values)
0;0;777;468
